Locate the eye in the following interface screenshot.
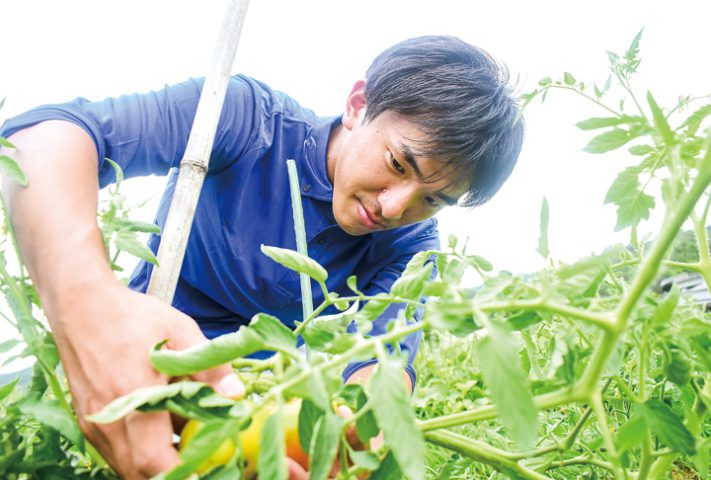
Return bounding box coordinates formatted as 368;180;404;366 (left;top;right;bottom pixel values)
425;197;440;209
389;152;406;175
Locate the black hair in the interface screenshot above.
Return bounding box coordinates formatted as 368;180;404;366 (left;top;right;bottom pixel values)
364;35;524;207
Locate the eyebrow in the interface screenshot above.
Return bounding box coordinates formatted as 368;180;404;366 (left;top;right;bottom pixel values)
398;141;460;206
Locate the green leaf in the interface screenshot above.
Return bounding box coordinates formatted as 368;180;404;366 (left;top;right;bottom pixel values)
369;358;425;480
538;77;552;87
536;196;549;259
355;387;380;444
347;275;362;295
369;451;402;480
583;129;635;153
150;326;265;376
19;398;84;448
615;414;648;454
249;313;296;352
390;263;433;301
261;245;327;283
0;155;28;186
258;408;288;480
629;144;655;156
0;378;19;402
647;91;675;144
355;294;390;323
576;116;642;130
424;299;479;337
298;399;323;452
0;338;20;354
168;418;241;480
112;218;161;234
476;320;537;450
301;324;356;354
284;369;331;411
114;231;158;265
86;381;233;423
604;166;655;231
348;446;381;471
563;72;576;86
639;399;696;455
0;137;15;148
663;346;691;386
308;412;344;480
468;255;493;272
682;104;711;135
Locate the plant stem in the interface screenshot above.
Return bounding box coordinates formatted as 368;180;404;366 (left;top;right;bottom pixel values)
286;159;313;322
424;430;552;480
590;390;625;478
545;85;622;117
478;298;614;331
418;386;580;432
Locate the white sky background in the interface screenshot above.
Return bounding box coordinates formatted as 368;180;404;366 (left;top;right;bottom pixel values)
0;0;710;365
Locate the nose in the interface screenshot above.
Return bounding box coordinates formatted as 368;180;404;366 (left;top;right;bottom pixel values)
378;184;417;221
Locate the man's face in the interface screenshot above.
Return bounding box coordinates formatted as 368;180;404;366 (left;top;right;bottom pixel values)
327;81;467;236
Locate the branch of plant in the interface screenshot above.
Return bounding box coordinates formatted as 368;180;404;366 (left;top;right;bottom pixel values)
418;385;583;432
589;390;626;478
542;85;622;118
615;72;649;124
424;429;552;480
477;298;615;331
544;455;615;474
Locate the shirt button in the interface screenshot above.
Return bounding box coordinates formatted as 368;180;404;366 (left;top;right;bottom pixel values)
303;184;311;192
317;236;326;245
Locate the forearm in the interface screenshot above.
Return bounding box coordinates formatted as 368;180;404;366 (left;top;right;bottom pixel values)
1;120;119;320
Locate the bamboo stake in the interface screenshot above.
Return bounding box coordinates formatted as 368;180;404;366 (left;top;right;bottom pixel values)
147;0;250;302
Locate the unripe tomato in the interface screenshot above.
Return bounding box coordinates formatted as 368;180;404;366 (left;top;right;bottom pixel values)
180;398;309;478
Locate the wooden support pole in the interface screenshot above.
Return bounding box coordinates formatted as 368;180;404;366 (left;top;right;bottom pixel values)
147;0;250;302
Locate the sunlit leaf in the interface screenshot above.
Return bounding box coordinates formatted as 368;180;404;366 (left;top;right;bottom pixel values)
261;245;327;283
583;129;635;153
536;196;549;259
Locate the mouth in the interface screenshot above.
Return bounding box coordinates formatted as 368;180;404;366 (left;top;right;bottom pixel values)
357;201;384;230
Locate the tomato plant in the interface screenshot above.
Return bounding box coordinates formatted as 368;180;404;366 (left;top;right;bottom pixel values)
1;31;710;479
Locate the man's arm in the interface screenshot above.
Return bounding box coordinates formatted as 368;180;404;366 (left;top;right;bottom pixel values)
1;120;243;478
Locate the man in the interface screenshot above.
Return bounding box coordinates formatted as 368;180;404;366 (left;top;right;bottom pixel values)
0;35;523;478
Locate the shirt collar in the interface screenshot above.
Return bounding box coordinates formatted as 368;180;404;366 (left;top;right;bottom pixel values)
301;115;342;202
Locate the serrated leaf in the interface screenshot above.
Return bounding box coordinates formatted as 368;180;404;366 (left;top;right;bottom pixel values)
369;451;402;480
576;116;642;131
647;91;675;144
424;300;479;337
639;399;696;454
87;381;227;423
369;358;424;480
114;231;158;264
249;313;296;352
682;104;711;135
261;245;327;283
390;263;433;301
19;398;84;448
308;412;344;480
563;72;576;86
0;155;28;186
476;320;537;450
258;408;288;480
0;378;19;402
615;414;648;454
663;346;691;386
604;166;655;231
355;294;390;323
629;144;655;156
583;129;635;153
150;326;265;376
536;196;549;259
112;218;161;234
298;399;323;452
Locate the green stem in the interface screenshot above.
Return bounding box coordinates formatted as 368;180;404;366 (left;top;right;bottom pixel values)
637;433;654;480
424;430;552;480
590;390;625;478
662;260;701;272
545;85;622;117
418;386;580;432
545;455;615;473
478;298;614;331
286;159;313;323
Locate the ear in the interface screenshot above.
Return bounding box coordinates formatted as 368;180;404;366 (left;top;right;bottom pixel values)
342;79;367;131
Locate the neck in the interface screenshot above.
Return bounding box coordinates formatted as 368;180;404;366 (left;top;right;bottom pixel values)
326;121;345;185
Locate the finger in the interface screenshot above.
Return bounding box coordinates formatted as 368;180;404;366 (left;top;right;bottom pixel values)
125;410;181;477
164;312;246;400
287;457;309;480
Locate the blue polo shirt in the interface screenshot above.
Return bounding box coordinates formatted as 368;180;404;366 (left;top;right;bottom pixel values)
0;75;440;384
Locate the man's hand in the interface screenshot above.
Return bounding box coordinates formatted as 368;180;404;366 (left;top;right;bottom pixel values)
1;121;244;478
57;281;244;479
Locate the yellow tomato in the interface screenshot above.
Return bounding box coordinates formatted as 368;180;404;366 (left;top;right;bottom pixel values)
180;398;309;478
